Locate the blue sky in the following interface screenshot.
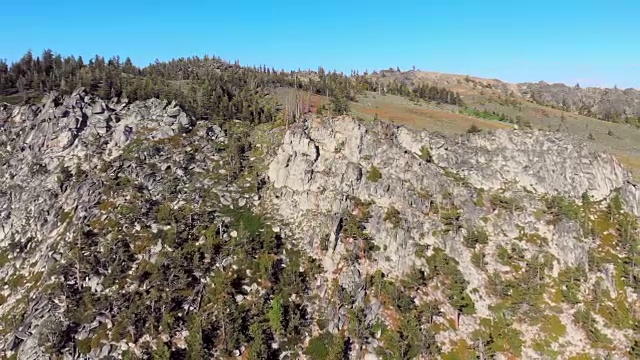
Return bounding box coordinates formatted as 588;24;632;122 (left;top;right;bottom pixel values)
2;0;639;88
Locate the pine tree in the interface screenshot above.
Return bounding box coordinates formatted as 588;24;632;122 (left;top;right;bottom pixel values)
186;315;203;360
153;341;171;360
267;296;284;337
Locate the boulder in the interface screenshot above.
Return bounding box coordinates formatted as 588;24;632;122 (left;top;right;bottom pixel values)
166;106;181;117
91;101;105;114
177;112;191;127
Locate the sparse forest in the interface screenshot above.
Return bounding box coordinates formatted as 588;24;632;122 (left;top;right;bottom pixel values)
0;49;465;123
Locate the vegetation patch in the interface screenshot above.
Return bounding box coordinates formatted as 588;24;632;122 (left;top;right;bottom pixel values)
573;309;612;347
419;146;432;162
304;332;346;360
490;192;522;212
367;165;382;182
463;227;489;248
383;206;402;228
426;248;475;317
538;314;566;342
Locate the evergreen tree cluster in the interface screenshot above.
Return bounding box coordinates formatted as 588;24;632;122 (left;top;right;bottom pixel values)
0;50;465;123
381;80;464;105
0;50;279;124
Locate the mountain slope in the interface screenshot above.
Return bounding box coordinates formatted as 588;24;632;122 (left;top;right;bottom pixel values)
1;89;640;359
366;68;640;123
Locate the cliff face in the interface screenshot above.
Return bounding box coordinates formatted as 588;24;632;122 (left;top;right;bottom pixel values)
267;116;640;358
268;116;632;266
1;91;639;359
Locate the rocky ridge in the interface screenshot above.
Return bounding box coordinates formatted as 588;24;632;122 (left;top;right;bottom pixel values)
517;82;640;121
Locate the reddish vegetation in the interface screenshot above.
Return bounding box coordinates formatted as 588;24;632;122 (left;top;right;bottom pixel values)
308;93;326;114
276;87;510;132
382;306;402;330
353;102;510;131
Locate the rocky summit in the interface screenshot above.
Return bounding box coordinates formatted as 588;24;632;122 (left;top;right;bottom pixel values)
0;88;640;360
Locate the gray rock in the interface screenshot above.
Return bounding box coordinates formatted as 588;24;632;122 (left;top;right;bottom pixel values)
166;107;181;117
431;129;628;200
54;106;68;118
97;344;111;358
113;125;133;147
153;126;175;139
163;116;176;126
177;112;190;127
91;101;105;114
621;181;640;216
1;87;637;359
365;298;381;324
363;353;379;360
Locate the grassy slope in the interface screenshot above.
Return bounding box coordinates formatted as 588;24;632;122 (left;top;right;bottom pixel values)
274;88;512;133
352;92;512;133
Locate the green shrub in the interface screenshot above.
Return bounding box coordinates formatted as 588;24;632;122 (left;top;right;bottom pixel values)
574;309;611;347
384;206;402;228
471;250;486;270
59;210;73;224
156;203;173;224
442;169;466;184
463;227;489;248
0;250;9;267
539;314;567;341
367;166;382;182
461;107;512;123
474;316;524;356
419;146;432;162
331;95;350;115
267;296;284;336
305;332;346;360
440;209;461;234
558;267;586;305
467;123;482;133
544;195;580;222
490;193;522;211
426;248;475;316
475;188;485;207
76;338;92;355
630;339;640;358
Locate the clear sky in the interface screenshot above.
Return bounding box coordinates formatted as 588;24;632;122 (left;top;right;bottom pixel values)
2;0;639;88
